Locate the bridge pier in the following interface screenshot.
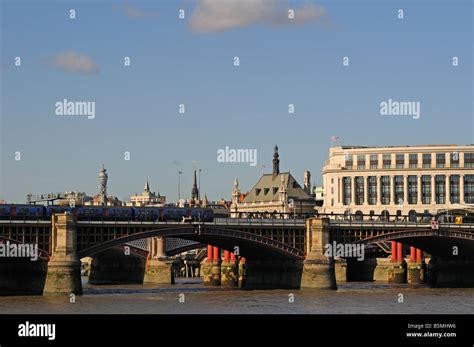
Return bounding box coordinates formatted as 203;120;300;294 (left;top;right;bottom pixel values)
143;237;174;285
221;251;238;287
407;247;425;285
202;246;221;286
300;218;337;290
388;242;407;284
43;213;83;296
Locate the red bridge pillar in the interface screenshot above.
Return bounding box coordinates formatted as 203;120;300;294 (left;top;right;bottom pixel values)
391;241;397;262
388;242;407;284
396;242;403;262
207;245;213;262
221;250;237;287
202;245;221;286
408;246;425;285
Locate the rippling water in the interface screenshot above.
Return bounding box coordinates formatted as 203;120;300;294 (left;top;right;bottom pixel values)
0;278;473;314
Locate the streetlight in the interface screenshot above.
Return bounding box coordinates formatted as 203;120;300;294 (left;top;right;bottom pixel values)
199;168;202;202
178;171;183;203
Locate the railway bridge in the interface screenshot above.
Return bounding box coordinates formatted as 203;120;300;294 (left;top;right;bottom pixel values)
0;213;473;295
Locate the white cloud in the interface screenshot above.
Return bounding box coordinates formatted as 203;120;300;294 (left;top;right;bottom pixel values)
49;51;99;74
121;0;159;18
189;0;327;33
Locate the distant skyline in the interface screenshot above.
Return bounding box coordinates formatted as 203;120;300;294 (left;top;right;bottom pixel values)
1;0;473;203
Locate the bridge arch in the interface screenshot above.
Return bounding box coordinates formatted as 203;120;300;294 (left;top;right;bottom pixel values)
78;225;304;260
354;229;474;259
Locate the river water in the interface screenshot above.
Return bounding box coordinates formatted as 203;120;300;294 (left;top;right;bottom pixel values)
0;278;473;314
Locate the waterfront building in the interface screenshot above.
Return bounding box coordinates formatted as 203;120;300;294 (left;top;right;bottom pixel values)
129;181;166;206
231;146;317;218
322;144;474;218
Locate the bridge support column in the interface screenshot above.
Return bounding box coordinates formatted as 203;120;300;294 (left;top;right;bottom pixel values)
407;247;425;285
300;218;337;290
44;213;83;296
221;251;237;287
388;242;406;284
202;246;221;286
144;237;174;285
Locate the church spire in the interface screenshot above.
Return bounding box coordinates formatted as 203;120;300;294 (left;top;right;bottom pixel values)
273;145;280;177
191;169;199;201
144;180;150;192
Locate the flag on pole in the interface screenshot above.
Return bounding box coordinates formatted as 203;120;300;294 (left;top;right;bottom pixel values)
330;136;340;148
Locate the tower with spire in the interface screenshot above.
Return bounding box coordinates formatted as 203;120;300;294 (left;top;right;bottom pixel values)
273;145;280;177
191;169;199;207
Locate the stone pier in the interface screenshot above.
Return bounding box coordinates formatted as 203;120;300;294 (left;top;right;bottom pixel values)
221;251;238;287
300;218;337;289
373;258;392;282
43;213;83;296
202;245;221;286
143;237;174;285
407;247;425;285
388;241;407;284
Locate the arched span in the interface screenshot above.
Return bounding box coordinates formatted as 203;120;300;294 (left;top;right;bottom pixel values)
78;225;304;260
354;229;474;259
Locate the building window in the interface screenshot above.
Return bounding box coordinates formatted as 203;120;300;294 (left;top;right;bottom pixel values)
422;154;432;168
382;154;391;169
357;155;366;170
394;175;404;205
436;153;446;168
465;175;474;204
409;153;418;168
355;176;364;205
331;178;334;184
435;175;445;204
370;154;378;169
331;187;334;194
421;175;431;204
408;175;417;204
368;176;377;205
450;175;460;203
381;176;390;205
345;156;353;169
396;154;404;169
451;152;459;168
343;177;351;205
465;153;474;168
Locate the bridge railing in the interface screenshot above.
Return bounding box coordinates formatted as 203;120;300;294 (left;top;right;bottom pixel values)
212;218;306;226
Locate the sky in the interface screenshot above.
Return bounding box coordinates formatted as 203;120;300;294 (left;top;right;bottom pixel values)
0;0;473;204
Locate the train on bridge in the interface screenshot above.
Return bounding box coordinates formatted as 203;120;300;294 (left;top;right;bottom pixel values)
0;204;215;222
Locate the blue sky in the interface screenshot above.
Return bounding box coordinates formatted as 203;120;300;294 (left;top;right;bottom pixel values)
1;0;472;203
